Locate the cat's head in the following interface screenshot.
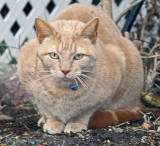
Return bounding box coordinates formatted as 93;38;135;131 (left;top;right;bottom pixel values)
35;17;99;86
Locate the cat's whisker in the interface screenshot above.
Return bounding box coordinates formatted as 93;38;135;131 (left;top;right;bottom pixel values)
74;78;79;85
79;74;94;81
77;75;88;90
75;76;83;89
80;74;101;91
81;69;91;72
80;73;106;92
74;78;82;98
76;76;99;100
42;66;50;70
78;75;101;97
37;70;51;73
76;76;88;90
76;76;86;90
86;70;106;78
38;74;54;81
81;69;92;73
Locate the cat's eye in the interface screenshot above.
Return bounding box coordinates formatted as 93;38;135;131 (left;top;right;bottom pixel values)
49;52;59;59
74;53;84;60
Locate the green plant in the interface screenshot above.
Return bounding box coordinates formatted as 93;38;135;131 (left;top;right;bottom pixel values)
0;43;18;74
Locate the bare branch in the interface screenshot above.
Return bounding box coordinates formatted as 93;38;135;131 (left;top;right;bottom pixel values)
141;54;160;59
124;31;129;39
97;2;102;7
150;43;160;54
115;0;144;24
102;0;112;18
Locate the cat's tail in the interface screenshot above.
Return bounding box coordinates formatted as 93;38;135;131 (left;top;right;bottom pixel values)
88;108;143;129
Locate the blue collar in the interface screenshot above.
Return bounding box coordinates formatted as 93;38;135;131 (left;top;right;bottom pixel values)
70;84;79;90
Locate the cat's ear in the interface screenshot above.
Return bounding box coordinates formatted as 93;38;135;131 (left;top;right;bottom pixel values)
35;18;56;43
80;18;99;43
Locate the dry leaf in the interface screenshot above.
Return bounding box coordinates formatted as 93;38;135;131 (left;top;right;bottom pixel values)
142;122;151;129
0;114;14;121
142;91;160;107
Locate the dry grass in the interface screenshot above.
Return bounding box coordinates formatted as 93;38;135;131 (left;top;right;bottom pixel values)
131;0;160;92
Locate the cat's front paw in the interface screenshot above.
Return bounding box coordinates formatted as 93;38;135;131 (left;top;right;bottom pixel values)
43;121;65;134
38;116;45;126
64;123;87;133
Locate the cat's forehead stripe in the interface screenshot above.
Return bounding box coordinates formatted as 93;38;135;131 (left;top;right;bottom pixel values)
57;41;63;53
57;37;76;54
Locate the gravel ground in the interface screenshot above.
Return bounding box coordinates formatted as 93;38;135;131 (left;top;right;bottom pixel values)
0;103;159;146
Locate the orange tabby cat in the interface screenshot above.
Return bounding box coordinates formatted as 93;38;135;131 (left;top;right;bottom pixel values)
18;4;144;134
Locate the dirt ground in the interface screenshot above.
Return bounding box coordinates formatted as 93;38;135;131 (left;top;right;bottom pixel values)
0;102;159;146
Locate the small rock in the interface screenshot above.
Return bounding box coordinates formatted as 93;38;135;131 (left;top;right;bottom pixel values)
114;128;123;133
157;126;160;132
108;128;113;132
77;133;84;139
141;136;149;143
91;132;97;136
0;70;31;106
107;140;111;144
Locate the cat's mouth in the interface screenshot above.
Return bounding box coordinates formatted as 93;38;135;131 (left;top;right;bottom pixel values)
59;77;75;87
62;77;71;82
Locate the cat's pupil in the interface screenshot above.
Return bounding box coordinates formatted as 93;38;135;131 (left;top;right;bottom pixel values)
74;53;84;60
49;52;59;59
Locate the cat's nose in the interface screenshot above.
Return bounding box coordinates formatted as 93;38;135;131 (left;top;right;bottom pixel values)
61;70;70;75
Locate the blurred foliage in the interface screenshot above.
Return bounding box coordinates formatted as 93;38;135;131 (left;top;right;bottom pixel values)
129;0;160;93
0;43;18;73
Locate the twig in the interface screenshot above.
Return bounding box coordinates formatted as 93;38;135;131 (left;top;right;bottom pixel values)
124;31;129;39
0;105;6;111
101;0;112;18
155;116;160;123
134;33;138;46
141;54;160;59
116;0;144;24
145;58;160;90
97;2;102;7
154;52;158;68
116;121;130;127
154;83;160;90
139;14;148;51
0;43;18;49
150;43;160;54
135;39;154;45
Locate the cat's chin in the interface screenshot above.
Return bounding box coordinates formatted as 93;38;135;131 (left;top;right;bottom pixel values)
62;77;70;82
58;77;74;87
